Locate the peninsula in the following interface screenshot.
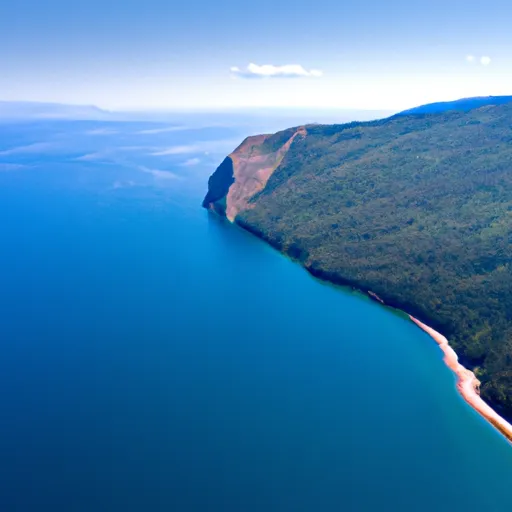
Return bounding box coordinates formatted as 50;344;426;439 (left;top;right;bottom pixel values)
203;97;512;441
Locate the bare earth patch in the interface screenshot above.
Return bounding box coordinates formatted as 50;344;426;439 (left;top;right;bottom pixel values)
225;128;306;221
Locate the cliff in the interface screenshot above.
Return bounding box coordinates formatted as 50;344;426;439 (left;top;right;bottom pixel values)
203;127;306;220
203;101;512;422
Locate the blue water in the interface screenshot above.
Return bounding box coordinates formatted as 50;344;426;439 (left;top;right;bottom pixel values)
0;118;511;511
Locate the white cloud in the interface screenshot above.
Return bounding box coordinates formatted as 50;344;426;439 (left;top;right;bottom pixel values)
0;142;55;156
181;158;201;167
117;146;148;152
151;138;241;156
230;63;323;79
138;166;180;180
466;55;492;66
75;152;106;161
137;125;188;134
85;128;118;135
75;146;149;162
0;163;27;172
152;145;197;156
112;180;136;189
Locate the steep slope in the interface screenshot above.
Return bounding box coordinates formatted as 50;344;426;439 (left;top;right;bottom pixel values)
203;127;306;220
203;103;512;422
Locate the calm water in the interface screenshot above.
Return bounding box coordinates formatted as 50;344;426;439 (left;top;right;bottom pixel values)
0;119;511;511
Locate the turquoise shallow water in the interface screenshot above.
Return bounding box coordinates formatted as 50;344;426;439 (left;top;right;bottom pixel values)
0;120;511;511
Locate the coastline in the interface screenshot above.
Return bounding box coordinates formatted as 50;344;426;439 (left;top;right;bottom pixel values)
206;209;512;444
409;316;512;444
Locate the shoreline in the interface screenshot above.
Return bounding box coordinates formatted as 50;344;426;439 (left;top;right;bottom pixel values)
409;316;512;444
206;210;512;444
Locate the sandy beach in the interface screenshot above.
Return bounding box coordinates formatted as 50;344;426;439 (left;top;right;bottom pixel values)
410;316;512;443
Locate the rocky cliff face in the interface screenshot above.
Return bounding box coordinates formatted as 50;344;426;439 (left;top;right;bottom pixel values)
203;126;306;221
203;102;512;421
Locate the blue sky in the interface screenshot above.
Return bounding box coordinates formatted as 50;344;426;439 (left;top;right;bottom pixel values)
2;0;512;110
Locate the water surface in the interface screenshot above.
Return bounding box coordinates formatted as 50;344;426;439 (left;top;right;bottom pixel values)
0;119;511;511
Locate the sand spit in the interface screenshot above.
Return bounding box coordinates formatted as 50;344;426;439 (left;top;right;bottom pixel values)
410;316;512;443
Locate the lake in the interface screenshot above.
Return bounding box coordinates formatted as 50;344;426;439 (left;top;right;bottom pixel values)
0;116;511;511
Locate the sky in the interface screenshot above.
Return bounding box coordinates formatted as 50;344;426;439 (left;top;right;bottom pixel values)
2;0;512;111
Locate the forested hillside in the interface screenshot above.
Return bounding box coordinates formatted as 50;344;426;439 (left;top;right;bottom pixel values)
204;103;512;420
399;95;512;115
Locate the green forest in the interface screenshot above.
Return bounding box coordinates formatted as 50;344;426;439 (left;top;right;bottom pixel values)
206;103;512;421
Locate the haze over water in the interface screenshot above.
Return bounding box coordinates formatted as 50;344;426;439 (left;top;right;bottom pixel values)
0;117;511;511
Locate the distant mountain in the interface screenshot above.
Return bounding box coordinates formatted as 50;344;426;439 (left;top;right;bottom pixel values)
399;95;512;115
0;101;394;129
0;101;114;121
204;103;512;424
